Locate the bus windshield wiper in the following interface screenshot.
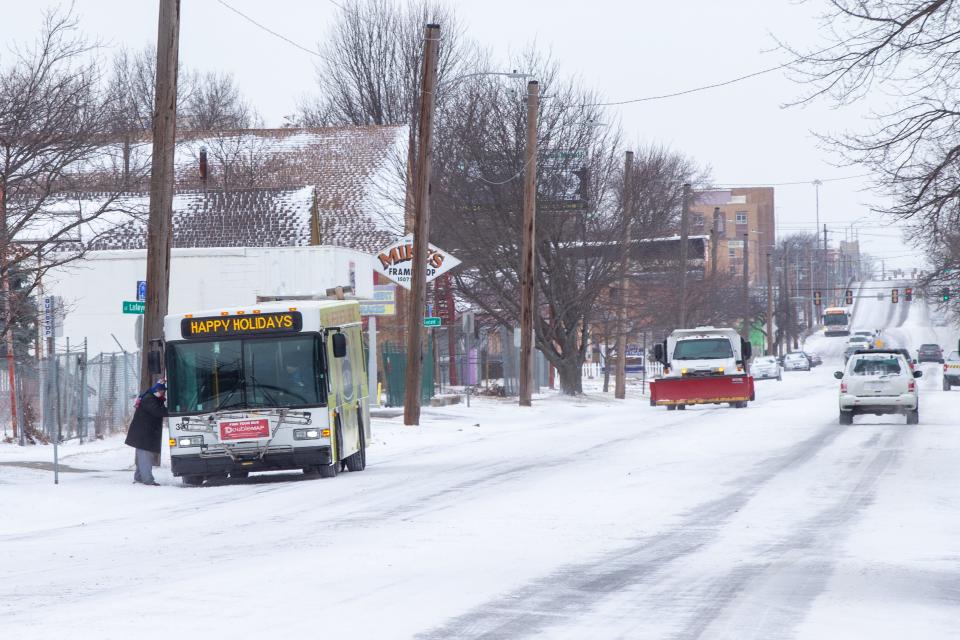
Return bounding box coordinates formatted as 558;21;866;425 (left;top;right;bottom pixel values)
214;382;243;412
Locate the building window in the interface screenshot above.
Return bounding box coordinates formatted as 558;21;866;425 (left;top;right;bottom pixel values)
728;247;736;258
735;211;748;225
729;265;738;275
693;214;704;226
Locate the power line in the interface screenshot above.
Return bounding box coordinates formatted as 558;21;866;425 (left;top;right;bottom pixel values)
577;27;883;108
713;173;872;188
216;0;323;58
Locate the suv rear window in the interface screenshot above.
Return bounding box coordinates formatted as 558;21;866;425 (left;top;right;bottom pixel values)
851;356;902;376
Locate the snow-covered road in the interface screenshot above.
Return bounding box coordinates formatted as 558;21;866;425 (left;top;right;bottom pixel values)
3;296;959;639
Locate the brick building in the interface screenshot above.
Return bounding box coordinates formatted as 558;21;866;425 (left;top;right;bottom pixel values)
688;187;775;285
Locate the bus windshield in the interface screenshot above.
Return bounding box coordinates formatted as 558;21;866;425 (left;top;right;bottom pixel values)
823;313;849;326
166;335;325;415
673;338;734;360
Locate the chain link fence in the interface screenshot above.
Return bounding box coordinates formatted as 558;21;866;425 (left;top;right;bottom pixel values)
0;348;140;443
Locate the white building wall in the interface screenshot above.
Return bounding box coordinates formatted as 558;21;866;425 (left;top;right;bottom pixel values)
45;246;375;354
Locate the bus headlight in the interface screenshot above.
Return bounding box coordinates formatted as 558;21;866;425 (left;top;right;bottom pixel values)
293;428;320;440
178;436;203;447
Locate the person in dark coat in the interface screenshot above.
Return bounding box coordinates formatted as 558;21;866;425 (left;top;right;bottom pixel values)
125;381;168;485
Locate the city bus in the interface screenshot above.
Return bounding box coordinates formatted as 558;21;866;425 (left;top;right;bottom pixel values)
822;306;852;337
163;300;369;486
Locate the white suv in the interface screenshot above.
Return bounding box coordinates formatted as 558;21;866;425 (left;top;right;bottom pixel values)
835;350;922;425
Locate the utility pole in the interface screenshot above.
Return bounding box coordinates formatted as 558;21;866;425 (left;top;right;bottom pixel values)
679;183;690;327
518;80;539;407
766;252;774;355
614;151;634;400
403;23;440;426
139;0;180;390
742;232;750;343
782;244;792;351
710;206;720;278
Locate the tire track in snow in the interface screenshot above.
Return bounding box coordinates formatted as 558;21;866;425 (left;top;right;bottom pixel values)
661;426;908;640
416;420;849;640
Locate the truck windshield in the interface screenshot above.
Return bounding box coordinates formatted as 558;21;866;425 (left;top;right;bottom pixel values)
673;338;733;360
166;335;325;415
823;313;849;325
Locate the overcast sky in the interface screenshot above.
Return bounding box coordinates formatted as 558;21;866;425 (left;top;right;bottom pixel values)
0;0;919;271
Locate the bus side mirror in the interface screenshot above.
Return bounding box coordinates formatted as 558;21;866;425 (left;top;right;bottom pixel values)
148;351;163;375
332;333;347;359
653;343;664;365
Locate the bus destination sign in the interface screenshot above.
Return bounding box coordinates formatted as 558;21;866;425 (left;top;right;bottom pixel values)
181;311;303;339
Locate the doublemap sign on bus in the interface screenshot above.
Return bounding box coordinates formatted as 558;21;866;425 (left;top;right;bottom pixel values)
181;311;303;339
373;234;461;290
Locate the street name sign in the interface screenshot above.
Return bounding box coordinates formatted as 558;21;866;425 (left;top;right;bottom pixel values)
123;301;145;314
423;317;441;327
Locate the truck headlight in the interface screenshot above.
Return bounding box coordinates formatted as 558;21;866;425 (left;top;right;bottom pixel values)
178;435;203;447
293;428;320;440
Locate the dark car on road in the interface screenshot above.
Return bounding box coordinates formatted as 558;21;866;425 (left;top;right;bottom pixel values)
917;343;945;363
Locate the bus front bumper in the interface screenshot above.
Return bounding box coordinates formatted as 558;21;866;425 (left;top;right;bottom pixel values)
171;446;332;477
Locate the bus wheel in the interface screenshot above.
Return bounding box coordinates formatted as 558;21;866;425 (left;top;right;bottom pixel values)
319;462;339;478
182;475;204;487
345;422;367;472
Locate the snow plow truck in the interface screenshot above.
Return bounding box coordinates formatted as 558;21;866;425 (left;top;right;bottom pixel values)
650;326;755;410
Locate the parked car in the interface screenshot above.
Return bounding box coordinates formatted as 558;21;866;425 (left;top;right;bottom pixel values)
835;350;922;425
807;352;823;367
783;352;811;371
943;350;960;390
751;355;782;381
917;343;945;363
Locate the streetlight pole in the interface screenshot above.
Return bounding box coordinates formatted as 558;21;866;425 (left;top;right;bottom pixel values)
614;151;634;400
403;23;440;426
519;80;539;407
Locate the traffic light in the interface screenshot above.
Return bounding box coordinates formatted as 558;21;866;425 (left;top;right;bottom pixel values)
905;287;913;301
813;291;822;306
942;287;951;302
845;289;853;305
891;288;899;303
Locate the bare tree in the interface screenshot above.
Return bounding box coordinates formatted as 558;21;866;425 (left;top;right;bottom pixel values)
181;71;259;131
784;1;960;297
0;9;144;340
298;0;470;127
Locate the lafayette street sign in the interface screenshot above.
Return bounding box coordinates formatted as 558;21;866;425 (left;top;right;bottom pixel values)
373;234;461;290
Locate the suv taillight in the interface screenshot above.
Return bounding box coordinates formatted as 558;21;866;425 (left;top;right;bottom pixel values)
908;380;915;392
840;382;847;393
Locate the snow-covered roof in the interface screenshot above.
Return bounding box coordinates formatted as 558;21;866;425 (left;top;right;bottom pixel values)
56;126;408;253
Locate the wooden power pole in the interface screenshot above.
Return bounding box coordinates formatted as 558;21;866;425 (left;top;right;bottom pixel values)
614;151;633;400
678;183;690;328
766;252;774;355
742;232;750;342
519;80;539;407
403;23;440;426
140;0;180;390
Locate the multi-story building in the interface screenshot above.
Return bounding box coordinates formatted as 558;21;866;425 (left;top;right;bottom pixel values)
688;187;775;285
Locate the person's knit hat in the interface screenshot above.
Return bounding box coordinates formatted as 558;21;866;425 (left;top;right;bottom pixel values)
149;381;167;394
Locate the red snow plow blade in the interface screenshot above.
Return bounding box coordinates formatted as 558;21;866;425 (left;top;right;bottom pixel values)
649;375;754;407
